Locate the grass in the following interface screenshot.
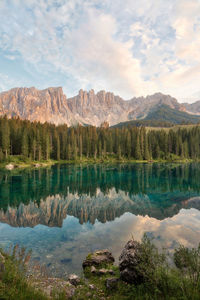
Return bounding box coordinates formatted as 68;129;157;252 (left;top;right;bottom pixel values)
1;237;200;299
145;123;200;132
0;153;196;171
73;236;200;300
0;246;48;300
0;155;57;169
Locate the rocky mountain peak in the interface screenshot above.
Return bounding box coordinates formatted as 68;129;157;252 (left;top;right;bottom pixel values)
0;86;199;126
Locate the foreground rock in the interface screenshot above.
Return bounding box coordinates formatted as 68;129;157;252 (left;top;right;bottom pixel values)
68;274;80;286
119;239;143;284
82;249;115;269
32;277;75;298
105;278;119;290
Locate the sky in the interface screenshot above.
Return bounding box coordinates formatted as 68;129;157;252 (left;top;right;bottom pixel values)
0;0;200;102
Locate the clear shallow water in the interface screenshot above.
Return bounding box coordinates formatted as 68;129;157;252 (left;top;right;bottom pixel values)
0;163;200;276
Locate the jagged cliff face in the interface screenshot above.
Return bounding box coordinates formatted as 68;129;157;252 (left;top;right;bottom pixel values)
0;87;75;125
67;89;129;126
127;93;186;120
0;87;198;126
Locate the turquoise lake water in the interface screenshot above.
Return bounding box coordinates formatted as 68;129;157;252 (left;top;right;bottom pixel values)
0;163;200;276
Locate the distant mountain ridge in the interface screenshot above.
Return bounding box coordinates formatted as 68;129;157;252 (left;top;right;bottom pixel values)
145;104;200;124
0;86;199;126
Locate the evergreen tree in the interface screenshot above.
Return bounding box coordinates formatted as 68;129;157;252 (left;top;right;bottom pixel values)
45;134;51;160
56;135;60;160
66;143;71;160
21;129;29;157
79;135;83;159
0;116;200;163
135;133;142;160
144;133;150;160
1;117;10;158
117;145;121;159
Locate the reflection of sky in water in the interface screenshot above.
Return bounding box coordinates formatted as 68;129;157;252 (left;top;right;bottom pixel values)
1;163;200;276
1;208;200;276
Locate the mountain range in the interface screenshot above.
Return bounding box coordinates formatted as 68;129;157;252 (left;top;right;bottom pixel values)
0;87;200;126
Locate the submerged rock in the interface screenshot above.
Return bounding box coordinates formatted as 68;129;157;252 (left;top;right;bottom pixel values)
82;249;114;269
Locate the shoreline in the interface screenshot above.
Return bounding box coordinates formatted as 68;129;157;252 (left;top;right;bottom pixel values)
0;157;196;170
1;237;200;299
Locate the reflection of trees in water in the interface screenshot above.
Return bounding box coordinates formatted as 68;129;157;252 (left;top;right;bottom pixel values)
0;163;200;212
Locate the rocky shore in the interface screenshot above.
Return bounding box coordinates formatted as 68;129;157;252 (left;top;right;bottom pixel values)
26;239;154;299
1;237;200;299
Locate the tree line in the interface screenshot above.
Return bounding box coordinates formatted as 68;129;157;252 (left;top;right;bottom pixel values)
0;116;200;161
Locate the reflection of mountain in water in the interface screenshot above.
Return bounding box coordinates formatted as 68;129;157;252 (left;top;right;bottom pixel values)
1;163;200;227
1;189;200;228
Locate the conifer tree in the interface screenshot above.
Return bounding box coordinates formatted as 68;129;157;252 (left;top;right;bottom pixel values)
1;117;10;158
144;133;150;160
135;133;142;160
66;143;71;160
79;135;83;159
45;134;51;160
22;129;29;157
117;145;121;159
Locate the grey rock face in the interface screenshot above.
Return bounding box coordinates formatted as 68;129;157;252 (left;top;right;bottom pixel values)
0;87;74;126
182;100;200;114
0;86;195;127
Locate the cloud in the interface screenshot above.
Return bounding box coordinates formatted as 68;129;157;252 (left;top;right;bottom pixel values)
0;0;200;101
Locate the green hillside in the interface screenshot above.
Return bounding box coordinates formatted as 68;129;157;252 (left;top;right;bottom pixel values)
111;119;174;128
145;104;200;124
113;105;200;128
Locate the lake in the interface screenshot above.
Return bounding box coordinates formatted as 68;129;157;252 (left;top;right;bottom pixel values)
0;163;200;277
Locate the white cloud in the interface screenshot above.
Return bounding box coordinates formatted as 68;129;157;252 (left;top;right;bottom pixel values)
0;0;200;101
